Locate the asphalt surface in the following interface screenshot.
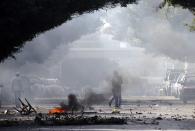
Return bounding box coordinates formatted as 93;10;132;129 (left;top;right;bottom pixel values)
1;96;195;130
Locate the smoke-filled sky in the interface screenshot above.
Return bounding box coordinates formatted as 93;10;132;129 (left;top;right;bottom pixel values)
0;0;195;94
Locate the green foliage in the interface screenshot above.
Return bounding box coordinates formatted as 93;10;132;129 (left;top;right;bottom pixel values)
165;0;195;12
189;19;195;31
184;18;195;32
161;0;195;32
166;0;174;6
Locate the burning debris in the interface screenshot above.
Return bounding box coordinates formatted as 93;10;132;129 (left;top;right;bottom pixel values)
33;93;127;126
48;107;66;115
1;94;126;127
49;94;84;115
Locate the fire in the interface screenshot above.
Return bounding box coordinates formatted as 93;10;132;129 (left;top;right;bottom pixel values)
48;107;67;115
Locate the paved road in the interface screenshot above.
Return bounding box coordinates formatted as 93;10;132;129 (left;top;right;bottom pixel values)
1;96;195;130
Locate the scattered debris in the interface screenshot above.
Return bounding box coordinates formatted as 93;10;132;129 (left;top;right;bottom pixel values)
155;116;163;120
136;112;143;114
112;108;120;114
151;119;159;125
14;98;36;115
173;118;182;121
136;118;143;121
34;114;127;125
4;109;10;115
34;113;43;125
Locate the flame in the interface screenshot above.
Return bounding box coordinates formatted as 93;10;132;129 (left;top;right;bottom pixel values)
48;107;66;115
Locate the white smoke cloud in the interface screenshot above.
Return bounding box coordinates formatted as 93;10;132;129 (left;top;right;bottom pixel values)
0;12;103;81
1;0;195;97
104;0;195;62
